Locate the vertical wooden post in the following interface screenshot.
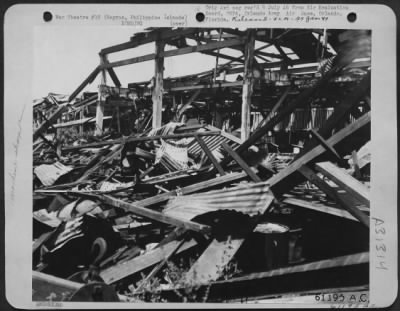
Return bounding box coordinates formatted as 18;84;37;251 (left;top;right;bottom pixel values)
79;109;84;135
152;40;165;129
95;56;107;136
241;29;256;141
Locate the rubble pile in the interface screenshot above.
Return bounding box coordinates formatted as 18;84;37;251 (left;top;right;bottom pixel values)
32;28;371;303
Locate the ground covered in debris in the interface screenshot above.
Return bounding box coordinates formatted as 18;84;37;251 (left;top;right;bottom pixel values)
32;28;371;303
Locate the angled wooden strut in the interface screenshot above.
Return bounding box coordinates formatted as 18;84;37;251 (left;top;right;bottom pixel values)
216;49;358;171
97;194;211;234
101;38;246;69
267;112;371;196
180;192;274;286
297;164;369;227
195;134;225;176
100;239;197;284
297;72;370;158
315;161;370;207
221;143;261;182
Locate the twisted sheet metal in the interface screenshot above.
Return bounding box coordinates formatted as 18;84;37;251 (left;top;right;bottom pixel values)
34;162;74;186
163;181;273;220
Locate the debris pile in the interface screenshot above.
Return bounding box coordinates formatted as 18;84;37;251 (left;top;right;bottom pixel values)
32;28;371;303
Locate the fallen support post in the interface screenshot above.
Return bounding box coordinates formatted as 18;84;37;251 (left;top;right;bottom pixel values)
221;143;261;182
315;161;370;207
195;134;226;176
297;165;369;227
99;194;211;233
100;239;197;284
62;131;221;152
33;104;69;141
267;112;370;195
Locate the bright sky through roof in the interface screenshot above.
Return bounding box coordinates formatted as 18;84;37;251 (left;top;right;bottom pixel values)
33;26;218;99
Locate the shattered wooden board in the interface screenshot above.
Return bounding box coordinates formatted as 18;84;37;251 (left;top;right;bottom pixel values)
100;239;197;284
181;237;244;286
180;192;274;286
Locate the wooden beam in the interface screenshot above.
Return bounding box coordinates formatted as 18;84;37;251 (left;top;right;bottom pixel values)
201;50;244;63
182;237;244;286
53;116;96;128
267;112;370;193
95;57;107;136
33;104;68;141
176;89;201;119
221;142;261;182
298;72;370;157
152;40;165;129
100;28;199;55
99;194;211;233
62;131;220;152
134;238;186;293
309;129;341;161
352;150;362;179
297;165;369;227
241;30;255;140
181;193;274;286
218;49;357;170
103;57;121;88
102;38;245;69
168;81;242;92
100;239;197;284
33;271;82;301
68;66;100;102
315;161;370;207
195;135;226;176
255;86;291;130
282;197;358;221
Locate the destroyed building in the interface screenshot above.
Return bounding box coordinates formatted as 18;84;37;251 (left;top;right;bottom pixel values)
33;28;371;302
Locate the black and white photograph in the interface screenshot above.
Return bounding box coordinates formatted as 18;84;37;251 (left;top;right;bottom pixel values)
31;26;372;303
3;3;397;308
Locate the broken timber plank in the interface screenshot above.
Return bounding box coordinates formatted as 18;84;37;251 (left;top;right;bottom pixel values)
33;271;82;301
298;165;369;227
195;135;225;176
315;161;370;207
62;131;220;152
267;112;370;195
180;192;274;286
100;239;197;284
182;237;244;286
282;197;358;222
241;29;255;140
152;40;165;128
33;104;69;141
102;38;246;69
176;89;201;120
214;251;369;283
68;66;100;102
100;28;199;55
309;129;341;161
99;195;211;233
134;238;187;293
352;150;362;179
217;49;358;171
297;72;370;158
221;143;261;182
135;171;247;207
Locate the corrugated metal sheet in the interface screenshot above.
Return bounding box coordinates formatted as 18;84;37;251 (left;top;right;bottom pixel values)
188;135;239;158
155;139;189;172
163;182;273;221
34;162;73;186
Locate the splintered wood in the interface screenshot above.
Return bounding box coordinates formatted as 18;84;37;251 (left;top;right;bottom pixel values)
32;28;371;302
